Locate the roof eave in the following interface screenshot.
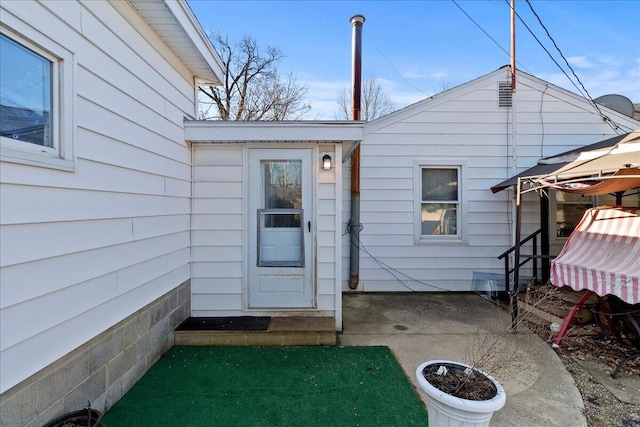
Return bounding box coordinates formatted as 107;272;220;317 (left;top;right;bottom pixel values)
185;120;364;145
127;0;224;84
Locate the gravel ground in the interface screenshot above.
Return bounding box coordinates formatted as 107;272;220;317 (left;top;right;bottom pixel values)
552;338;640;427
521;286;640;426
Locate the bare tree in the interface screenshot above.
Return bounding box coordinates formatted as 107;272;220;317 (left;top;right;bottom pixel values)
336;75;396;121
199;34;310;121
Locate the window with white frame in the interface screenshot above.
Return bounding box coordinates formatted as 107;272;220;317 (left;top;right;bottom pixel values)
418;165;462;240
0;25;74;170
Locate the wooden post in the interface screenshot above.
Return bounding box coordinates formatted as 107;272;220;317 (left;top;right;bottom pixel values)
512;178;522;328
540;193;550;283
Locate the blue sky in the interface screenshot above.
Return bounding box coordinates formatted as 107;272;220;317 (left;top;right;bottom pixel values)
188;0;640;119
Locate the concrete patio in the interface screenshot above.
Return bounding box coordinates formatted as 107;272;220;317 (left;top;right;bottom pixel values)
338;292;587;427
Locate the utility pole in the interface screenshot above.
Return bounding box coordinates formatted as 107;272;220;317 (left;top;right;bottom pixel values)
511;0;516;92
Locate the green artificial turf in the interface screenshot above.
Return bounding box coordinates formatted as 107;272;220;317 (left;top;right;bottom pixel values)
101;346;428;427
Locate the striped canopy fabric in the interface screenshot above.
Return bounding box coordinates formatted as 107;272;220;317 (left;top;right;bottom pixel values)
551;206;640;304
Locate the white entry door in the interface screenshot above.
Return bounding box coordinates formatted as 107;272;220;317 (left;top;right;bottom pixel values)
248;148;314;308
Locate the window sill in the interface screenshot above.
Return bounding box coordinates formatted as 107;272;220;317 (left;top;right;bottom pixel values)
1;146;75;172
415;236;468;246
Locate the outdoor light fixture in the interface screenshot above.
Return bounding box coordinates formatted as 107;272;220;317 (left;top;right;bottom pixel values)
322;154;332;170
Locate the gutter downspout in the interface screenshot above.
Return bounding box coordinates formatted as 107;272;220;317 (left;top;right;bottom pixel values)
349;14;365;290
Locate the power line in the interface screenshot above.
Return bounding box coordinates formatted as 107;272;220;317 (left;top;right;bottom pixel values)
522;0;622;133
347;221;451;292
450;0;531;74
502;0;584;96
365;0;534;97
361;0;629;133
452;0;623;132
362;29;428;97
506;0;622;134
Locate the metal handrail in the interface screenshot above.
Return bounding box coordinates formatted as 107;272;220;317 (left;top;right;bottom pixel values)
497;228;542;291
497;228;541;260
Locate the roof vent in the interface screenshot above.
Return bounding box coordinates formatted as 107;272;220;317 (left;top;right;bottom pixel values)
499;81;512;107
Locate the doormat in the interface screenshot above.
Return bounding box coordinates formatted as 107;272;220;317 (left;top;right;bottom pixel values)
102;346;429;427
175;316;271;331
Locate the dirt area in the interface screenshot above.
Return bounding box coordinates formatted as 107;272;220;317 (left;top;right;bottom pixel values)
518;284;640;426
519;285;639;426
554;337;640;427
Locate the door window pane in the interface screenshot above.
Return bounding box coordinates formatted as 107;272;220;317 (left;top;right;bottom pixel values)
0;34;52;147
263;160;302;227
257;210;304;267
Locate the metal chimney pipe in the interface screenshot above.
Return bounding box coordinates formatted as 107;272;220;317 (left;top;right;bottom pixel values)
349;14;364;290
350;15;365;120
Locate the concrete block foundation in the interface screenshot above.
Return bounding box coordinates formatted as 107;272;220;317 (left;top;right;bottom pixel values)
0;280;191;427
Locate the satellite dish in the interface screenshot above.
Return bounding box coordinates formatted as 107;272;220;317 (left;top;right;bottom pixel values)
594;94;635;118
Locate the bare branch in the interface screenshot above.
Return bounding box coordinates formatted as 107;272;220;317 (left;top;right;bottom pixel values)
198;33;309;121
335;75;396;121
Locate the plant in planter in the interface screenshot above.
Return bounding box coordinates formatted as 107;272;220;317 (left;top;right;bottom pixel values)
415;284;558;427
416;360;506;427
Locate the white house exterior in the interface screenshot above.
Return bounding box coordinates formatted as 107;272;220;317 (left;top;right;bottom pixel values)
0;1;223;425
185;121;361;330
343;67;640;293
2;2;639;425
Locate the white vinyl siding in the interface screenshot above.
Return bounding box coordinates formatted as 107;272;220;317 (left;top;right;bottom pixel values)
191;144;245;316
0;0;198;393
191;143;341;322
343;68;640;293
317;144;341;319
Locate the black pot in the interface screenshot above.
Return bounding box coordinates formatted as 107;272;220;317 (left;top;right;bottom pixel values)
42;408;103;427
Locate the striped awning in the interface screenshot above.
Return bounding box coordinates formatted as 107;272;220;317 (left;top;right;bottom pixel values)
551;206;640;304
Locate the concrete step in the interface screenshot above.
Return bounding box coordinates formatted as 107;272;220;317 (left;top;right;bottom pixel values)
175;317;337;346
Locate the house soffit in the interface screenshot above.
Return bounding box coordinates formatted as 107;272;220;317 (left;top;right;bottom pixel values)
126;0;223;84
184;121;364;144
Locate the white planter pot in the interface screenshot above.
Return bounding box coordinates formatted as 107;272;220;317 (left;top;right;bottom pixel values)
416;360;506;427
